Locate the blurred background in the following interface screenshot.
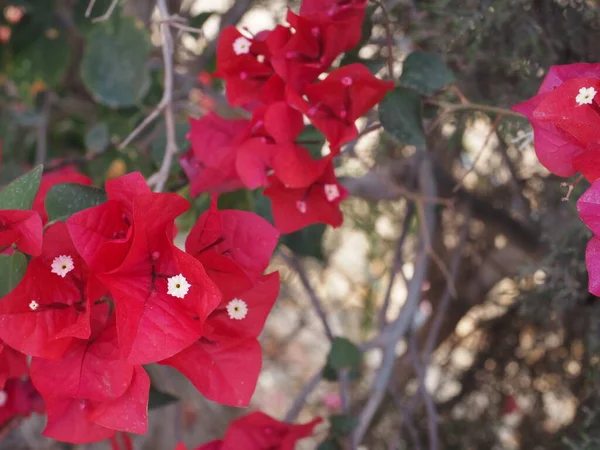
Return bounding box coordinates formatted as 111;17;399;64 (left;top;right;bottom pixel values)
2;0;600;449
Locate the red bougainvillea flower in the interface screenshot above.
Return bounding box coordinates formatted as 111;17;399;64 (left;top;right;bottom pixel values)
0;341;27;389
0;378;44;428
287;63;394;149
512;63;600;177
180;113;249;196
577;181;600;295
0;222;104;359
67;172;151;273
185;196;279;298
236;102;330;189
33;166;92;224
215;27;283;107
41;365;149;443
0;209;42;256
264;163;348;233
96;192;221;365
184;412;322;450
161;272;279;407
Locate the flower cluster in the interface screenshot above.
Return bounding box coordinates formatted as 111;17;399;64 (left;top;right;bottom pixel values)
514;63;600;297
175;411;321;450
0;170;282;443
181;0;394;233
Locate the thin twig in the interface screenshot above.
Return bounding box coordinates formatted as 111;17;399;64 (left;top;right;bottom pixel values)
427;100;524;119
279;251;334;341
92;0;120;22
372;0;395;77
85;0;98;17
146;0;180;193
118;102;166;150
35;92;51;166
452;114;503;193
284;370;323;422
353;155;438;445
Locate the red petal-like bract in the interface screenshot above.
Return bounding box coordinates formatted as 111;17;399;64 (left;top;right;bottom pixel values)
0;378;45;428
0;209;43;256
0;222;99;359
0;341;27;389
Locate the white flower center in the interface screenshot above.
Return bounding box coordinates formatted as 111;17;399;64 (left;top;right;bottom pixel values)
576;86;597;106
324;184;340;202
51;255;74;278
296;200;307;214
341;76;353;86
0;390;6;407
167;274;191;299
233;36;251;55
29;300;39;311
226;298;248;320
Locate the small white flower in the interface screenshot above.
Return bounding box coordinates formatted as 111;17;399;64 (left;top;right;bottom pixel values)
226;298;248;320
51;255;74;278
341;76;353;86
233;36;251;55
0;390;6;407
167;274;191;299
576;86;597;106
29;300;38;311
296;200;307;214
324;184;340;202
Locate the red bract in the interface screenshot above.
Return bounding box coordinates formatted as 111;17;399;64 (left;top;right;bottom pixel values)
0;222;102;359
186;196;279;296
287;63;394;149
0;209;42;256
577;181;600;296
67;172;151;273
33;166;92;224
0;341;27;389
533;78;600;151
42;365;149;443
236;102;330;189
180;113;249;196
215;27;282;107
189;412;322;450
512;63;600;177
264;163;348;233
161;272;279;407
96;192;221;365
0;378;44;428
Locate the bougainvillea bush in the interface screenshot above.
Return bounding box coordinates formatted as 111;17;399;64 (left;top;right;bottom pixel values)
4;0;600;448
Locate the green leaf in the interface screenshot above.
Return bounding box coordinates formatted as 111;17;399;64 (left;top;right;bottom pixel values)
317;439;343;450
85;123;111;153
189;11;216;29
400;51;455;95
81;17;152;107
0;253;28;297
326;337;362;374
217;189;254;212
148;385;178;409
0;165;43;210
379;87;426;147
330;414;359;438
45;183;107;222
10;25;72;95
297;125;326;159
281;224;326;261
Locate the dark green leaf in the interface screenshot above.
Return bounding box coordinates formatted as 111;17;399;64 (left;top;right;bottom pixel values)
217;189;254;212
85;123;111;153
379;87;426;147
81;17;152;107
0;253;28;297
327;337;363;373
317;439;343;450
148;385;178;409
189;11;216;29
297;126;326;159
0;165;43;210
281;224;326;261
400;51;455;95
45;183;107;222
330;414;359;437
